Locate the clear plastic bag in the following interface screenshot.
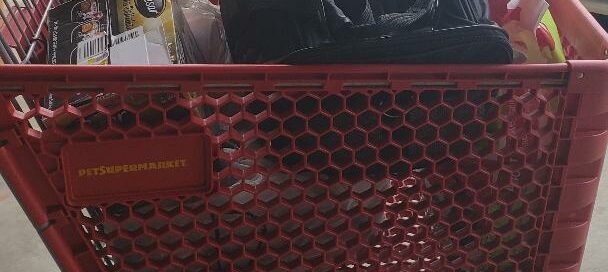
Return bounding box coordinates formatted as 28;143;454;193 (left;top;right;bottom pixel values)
175;0;232;64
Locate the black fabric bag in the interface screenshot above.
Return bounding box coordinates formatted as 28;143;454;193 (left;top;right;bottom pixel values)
221;0;513;64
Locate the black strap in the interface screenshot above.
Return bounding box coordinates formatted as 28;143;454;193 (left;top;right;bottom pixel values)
325;0;437;41
377;0;437;31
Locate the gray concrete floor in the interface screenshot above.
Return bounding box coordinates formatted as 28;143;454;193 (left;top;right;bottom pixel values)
0;157;606;271
580;153;608;272
0;179;59;271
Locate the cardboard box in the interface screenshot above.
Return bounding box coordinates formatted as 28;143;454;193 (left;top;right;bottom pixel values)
47;0;111;64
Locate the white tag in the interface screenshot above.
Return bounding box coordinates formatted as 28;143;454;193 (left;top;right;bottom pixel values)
110;27;150;65
76;34;109;64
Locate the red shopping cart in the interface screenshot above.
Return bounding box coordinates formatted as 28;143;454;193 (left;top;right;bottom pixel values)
0;0;607;271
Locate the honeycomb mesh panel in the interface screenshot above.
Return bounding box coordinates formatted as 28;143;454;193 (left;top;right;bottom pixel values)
5;87;568;272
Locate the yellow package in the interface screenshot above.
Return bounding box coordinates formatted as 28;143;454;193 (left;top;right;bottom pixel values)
112;0;179;64
502;0;566;64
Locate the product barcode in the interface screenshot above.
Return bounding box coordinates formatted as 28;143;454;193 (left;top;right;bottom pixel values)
77;34;108;63
112;27;145;46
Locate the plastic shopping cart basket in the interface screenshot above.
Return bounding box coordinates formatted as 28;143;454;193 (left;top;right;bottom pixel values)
1;0;608;271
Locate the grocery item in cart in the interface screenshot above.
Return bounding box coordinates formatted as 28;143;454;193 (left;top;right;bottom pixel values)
174;0;231;64
501;0;566;63
47;0;111;64
222;0;513;64
110;0;180;64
